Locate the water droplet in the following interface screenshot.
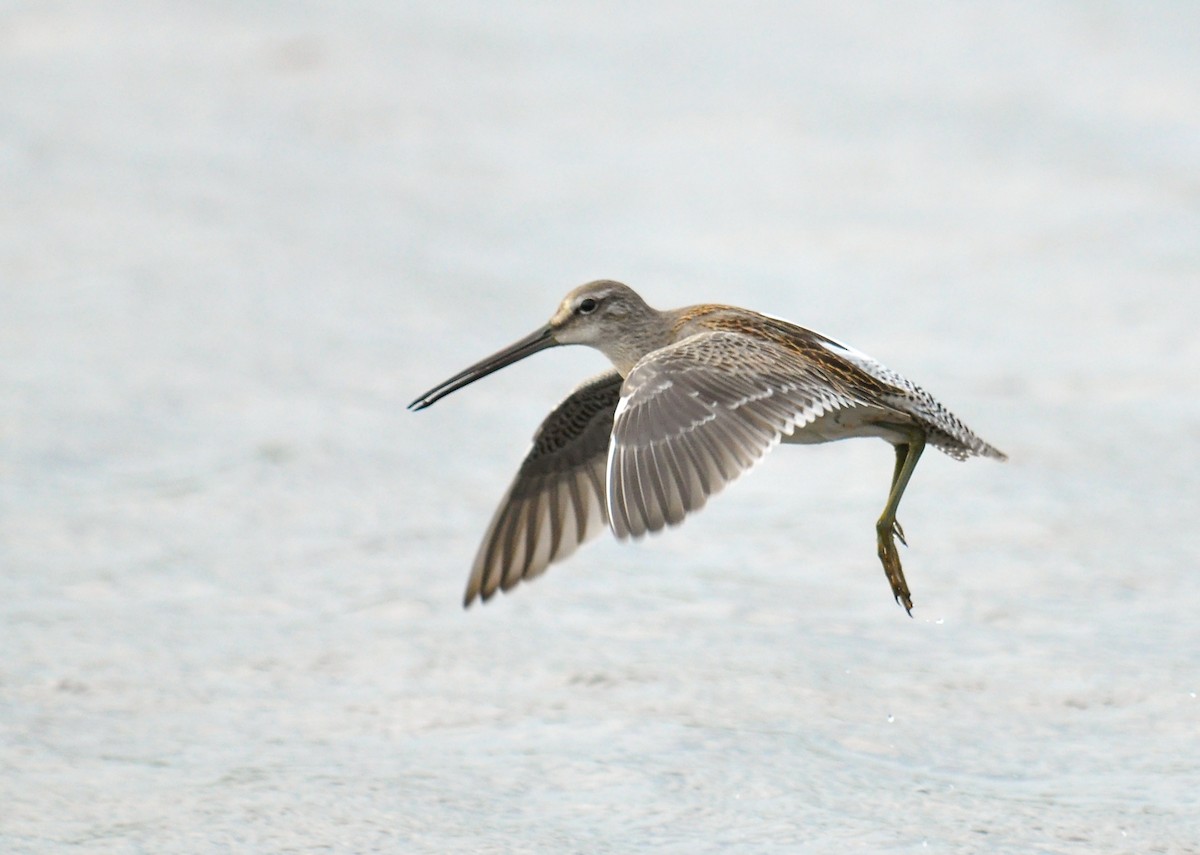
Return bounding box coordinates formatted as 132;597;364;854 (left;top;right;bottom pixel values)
887;713;895;723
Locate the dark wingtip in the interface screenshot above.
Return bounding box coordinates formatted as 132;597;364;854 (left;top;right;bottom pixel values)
463;584;492;609
408;397;432;412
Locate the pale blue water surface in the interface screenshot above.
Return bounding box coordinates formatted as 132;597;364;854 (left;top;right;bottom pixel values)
2;2;1198;852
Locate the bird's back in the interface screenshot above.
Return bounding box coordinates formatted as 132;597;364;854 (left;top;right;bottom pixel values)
672;305;1005;461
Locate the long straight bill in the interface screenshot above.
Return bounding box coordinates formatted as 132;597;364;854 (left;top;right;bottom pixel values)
408;325;557;410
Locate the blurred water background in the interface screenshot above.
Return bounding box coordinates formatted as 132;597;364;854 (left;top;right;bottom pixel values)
2;2;1199;851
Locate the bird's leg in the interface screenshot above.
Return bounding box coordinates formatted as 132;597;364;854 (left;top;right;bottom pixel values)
888;444;909;546
876;429;926;615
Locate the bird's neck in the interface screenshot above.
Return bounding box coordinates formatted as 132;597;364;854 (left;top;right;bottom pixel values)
599;309;678;377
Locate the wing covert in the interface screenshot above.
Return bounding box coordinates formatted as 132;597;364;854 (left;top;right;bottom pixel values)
606;332;859;539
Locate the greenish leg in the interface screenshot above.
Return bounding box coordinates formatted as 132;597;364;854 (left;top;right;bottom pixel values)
888;444;909;546
876;428;926;615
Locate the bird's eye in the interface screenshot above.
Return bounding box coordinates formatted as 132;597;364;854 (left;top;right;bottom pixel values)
577;297;599;315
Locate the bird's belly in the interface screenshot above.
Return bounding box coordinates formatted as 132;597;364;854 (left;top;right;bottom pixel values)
782;407;912;446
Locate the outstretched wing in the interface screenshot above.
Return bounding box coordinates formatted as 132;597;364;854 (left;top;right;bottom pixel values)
465;370;623;606
606;332;860;538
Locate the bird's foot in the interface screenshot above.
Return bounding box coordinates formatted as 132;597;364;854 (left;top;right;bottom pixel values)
876;519;913;615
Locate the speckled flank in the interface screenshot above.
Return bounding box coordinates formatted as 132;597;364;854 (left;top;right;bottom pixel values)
411;281;1006;612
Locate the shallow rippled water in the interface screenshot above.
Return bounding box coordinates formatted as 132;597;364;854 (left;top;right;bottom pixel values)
3;2;1199;852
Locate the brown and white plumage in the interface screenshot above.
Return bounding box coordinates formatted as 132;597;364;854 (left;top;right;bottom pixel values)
607;330;858;538
410;280;1005;613
465;370;620;605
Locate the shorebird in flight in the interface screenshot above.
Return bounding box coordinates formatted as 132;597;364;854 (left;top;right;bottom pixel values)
410;280;1005;613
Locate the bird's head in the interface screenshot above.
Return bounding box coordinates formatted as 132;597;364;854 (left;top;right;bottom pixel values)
408;280;654;410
